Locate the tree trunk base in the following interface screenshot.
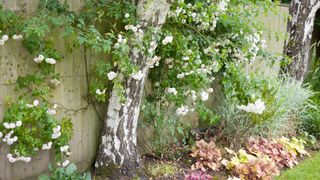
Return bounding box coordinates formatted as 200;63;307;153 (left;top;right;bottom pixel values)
94;160;148;180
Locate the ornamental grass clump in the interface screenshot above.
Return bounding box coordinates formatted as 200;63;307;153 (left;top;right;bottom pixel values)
190;140;222;171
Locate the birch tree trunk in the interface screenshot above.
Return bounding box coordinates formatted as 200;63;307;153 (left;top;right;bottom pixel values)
94;0;171;178
283;0;320;80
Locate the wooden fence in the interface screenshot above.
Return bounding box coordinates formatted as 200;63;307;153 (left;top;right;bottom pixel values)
0;1;289;179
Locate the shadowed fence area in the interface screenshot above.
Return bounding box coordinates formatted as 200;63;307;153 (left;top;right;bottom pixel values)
0;1;289;179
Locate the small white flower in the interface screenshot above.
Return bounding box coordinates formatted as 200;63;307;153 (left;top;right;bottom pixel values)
9;123;16;129
16;121;22;127
177;73;185;79
237;99;266;114
0;132;2;138
66;151;72;156
2;35;9;41
182;56;189;61
45;58;56;65
95;89;106;95
7;138;14;145
0;39;5;46
3;122;10;129
200;91;209;101
42;142;53;150
47;109;56;115
162;36;173;45
62;160;70;167
167;87;177;95
33;55;45;63
176;105;189;116
33;100;39;106
124;13;130;18
191;12;197;18
50;79;61;86
12;34;23;40
207;88;214;93
60;145;69;152
107;71;117;80
131;71;144;80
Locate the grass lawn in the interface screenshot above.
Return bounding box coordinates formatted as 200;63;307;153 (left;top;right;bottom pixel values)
276;152;320;180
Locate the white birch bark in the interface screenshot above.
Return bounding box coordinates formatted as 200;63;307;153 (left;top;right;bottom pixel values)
284;0;320;80
94;0;171;178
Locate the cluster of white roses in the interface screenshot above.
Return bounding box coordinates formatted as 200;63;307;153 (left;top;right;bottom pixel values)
7;153;31;163
60;144;71;156
168;0;229;32
0;33;23;46
173;88;214;116
237;99;266;114
33;54;57;64
51;125;62;139
114;34;127;48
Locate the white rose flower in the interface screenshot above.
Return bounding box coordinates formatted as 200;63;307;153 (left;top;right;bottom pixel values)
45;58;56;65
107;71;117;80
60;145;69;152
47;109;56;115
2;35;9;41
0;39;5;46
16;121;22;127
62;160;70;167
9;123;16;129
167;87;177;95
176;105;189;116
3;122;10;129
200;91;209;101
12;34;23;40
33;100;39;106
162;36;173;45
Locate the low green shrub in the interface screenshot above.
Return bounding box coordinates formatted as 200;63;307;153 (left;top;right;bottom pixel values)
39;163;91;180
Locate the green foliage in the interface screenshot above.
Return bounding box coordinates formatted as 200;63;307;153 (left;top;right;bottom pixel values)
302;47;320;139
190;140;222;171
147;163;177;178
0;99;72;162
139;99;190;156
217;70;313;146
39;163;91;180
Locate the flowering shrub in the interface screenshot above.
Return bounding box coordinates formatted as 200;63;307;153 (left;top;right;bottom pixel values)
0;99;72;163
222;149;280;180
190;140;222;171
246;138;298;168
184;171;212;180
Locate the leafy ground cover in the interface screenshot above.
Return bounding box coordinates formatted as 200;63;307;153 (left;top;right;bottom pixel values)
276;152;320;180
